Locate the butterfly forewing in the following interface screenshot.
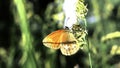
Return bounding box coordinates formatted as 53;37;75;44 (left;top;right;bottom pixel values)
43;30;65;49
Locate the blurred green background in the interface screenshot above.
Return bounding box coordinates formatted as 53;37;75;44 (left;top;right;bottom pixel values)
0;0;120;68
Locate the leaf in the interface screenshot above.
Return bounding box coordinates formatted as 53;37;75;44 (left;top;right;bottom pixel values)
101;31;120;42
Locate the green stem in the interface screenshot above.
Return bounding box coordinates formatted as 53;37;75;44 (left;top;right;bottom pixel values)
84;18;92;68
88;51;93;68
13;0;37;68
83;19;87;29
87;40;93;68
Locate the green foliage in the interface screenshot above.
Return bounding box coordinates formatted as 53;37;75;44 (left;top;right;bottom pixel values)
12;0;36;68
76;0;88;19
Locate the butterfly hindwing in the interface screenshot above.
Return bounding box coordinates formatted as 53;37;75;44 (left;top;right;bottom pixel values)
59;30;80;55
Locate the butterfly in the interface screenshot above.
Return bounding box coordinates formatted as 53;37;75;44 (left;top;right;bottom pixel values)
42;24;87;56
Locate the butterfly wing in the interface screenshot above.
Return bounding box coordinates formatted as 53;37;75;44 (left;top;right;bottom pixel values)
59;30;80;56
43;30;65;49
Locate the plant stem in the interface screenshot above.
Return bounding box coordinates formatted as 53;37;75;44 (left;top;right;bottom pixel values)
87;40;93;68
84;19;92;68
13;0;36;68
88;51;93;68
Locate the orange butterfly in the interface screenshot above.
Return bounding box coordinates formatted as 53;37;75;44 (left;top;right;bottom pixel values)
42;25;87;56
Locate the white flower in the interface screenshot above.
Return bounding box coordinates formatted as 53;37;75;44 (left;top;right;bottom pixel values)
63;0;78;29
